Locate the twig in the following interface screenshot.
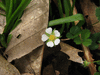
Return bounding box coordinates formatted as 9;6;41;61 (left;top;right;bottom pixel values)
61;38;70;41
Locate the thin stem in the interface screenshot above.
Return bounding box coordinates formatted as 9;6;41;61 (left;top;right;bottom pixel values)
92;21;100;26
61;38;70;41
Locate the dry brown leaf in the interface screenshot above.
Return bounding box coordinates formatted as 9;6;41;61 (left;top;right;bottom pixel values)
0;10;6;34
0;54;20;75
4;0;49;62
80;0;100;33
21;73;34;75
14;45;44;75
79;0;97;74
82;45;96;75
60;42;83;64
80;0;100;50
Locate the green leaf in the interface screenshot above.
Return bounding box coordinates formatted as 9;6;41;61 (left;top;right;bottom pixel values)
90;32;100;42
94;72;100;75
49;14;85;26
89;42;99;50
96;7;100;21
77;20;85;27
66;26;82;39
74;36;82;44
82;39;92;47
70;26;81;35
98;66;100;72
81;29;91;40
0;34;7;48
66;32;74;39
7;34;12;44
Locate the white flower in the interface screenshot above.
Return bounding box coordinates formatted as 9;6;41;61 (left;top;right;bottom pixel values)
45;27;52;34
41;27;61;48
54;39;60;45
41;34;49;42
54;30;60;37
47;41;54;47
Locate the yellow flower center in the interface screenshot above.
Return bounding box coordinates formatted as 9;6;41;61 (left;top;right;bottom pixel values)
49;35;55;41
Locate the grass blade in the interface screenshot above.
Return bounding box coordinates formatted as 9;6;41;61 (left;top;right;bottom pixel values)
57;0;65;34
57;0;63;18
0;2;6;11
63;0;70;29
3;0;31;35
7;34;12;44
6;0;13;23
11;11;23;31
49;14;85;26
13;0;21;12
6;0;10;22
71;0;76;12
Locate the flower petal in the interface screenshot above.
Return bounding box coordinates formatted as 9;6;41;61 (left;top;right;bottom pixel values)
46;27;52;34
54;30;60;37
47;41;54;47
41;34;49;42
54;39;60;45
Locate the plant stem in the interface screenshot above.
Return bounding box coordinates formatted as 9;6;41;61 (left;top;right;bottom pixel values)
92;21;100;26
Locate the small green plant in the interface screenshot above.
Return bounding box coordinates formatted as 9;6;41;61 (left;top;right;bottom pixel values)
0;0;31;48
86;7;100;50
96;7;100;21
82;60;91;67
82;60;100;75
94;60;100;75
66;26;92;46
88;32;100;50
